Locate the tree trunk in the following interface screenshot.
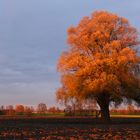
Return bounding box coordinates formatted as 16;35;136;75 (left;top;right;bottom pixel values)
97;95;110;123
100;102;110;123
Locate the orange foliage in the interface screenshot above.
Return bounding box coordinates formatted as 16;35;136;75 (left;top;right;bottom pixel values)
56;11;140;122
15;105;24;114
24;106;34;116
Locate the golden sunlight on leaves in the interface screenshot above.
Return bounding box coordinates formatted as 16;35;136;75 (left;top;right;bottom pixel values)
56;10;140;122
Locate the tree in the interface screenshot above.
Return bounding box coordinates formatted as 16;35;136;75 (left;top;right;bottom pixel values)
0;105;5;110
48;106;57;113
56;11;140;123
6;105;15;115
15;105;24;115
127;104;135;114
37;103;47;114
24;106;34;116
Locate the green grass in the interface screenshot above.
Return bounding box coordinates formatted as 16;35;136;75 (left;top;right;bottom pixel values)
32;112;65;117
111;114;140;118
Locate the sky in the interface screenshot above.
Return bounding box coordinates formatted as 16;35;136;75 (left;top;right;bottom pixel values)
0;0;140;107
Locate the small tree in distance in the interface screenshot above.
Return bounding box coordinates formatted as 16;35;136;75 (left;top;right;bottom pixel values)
48;106;57;114
56;11;140;123
24;106;34;116
15;105;24;115
6;105;15;115
37;103;47;114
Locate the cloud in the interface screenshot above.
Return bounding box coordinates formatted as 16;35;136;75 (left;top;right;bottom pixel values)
0;0;140;106
0;82;58;106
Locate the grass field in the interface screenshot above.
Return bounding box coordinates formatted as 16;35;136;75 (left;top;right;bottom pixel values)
0;116;140;139
111;114;140;118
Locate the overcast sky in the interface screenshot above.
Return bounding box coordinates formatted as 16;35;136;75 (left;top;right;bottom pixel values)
0;0;140;107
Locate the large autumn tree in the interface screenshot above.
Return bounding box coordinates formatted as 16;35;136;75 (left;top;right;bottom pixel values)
56;11;140;122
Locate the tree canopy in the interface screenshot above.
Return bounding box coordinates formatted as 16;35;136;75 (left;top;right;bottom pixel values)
56;11;140;122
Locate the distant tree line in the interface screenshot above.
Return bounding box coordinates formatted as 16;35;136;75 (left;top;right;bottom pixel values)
110;104;140;115
64;101;140;116
0;103;62;116
0;103;139;116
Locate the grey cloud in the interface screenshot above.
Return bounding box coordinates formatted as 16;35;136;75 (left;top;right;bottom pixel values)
0;0;140;106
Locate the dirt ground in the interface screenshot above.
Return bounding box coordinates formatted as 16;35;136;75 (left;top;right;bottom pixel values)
0;117;140;140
